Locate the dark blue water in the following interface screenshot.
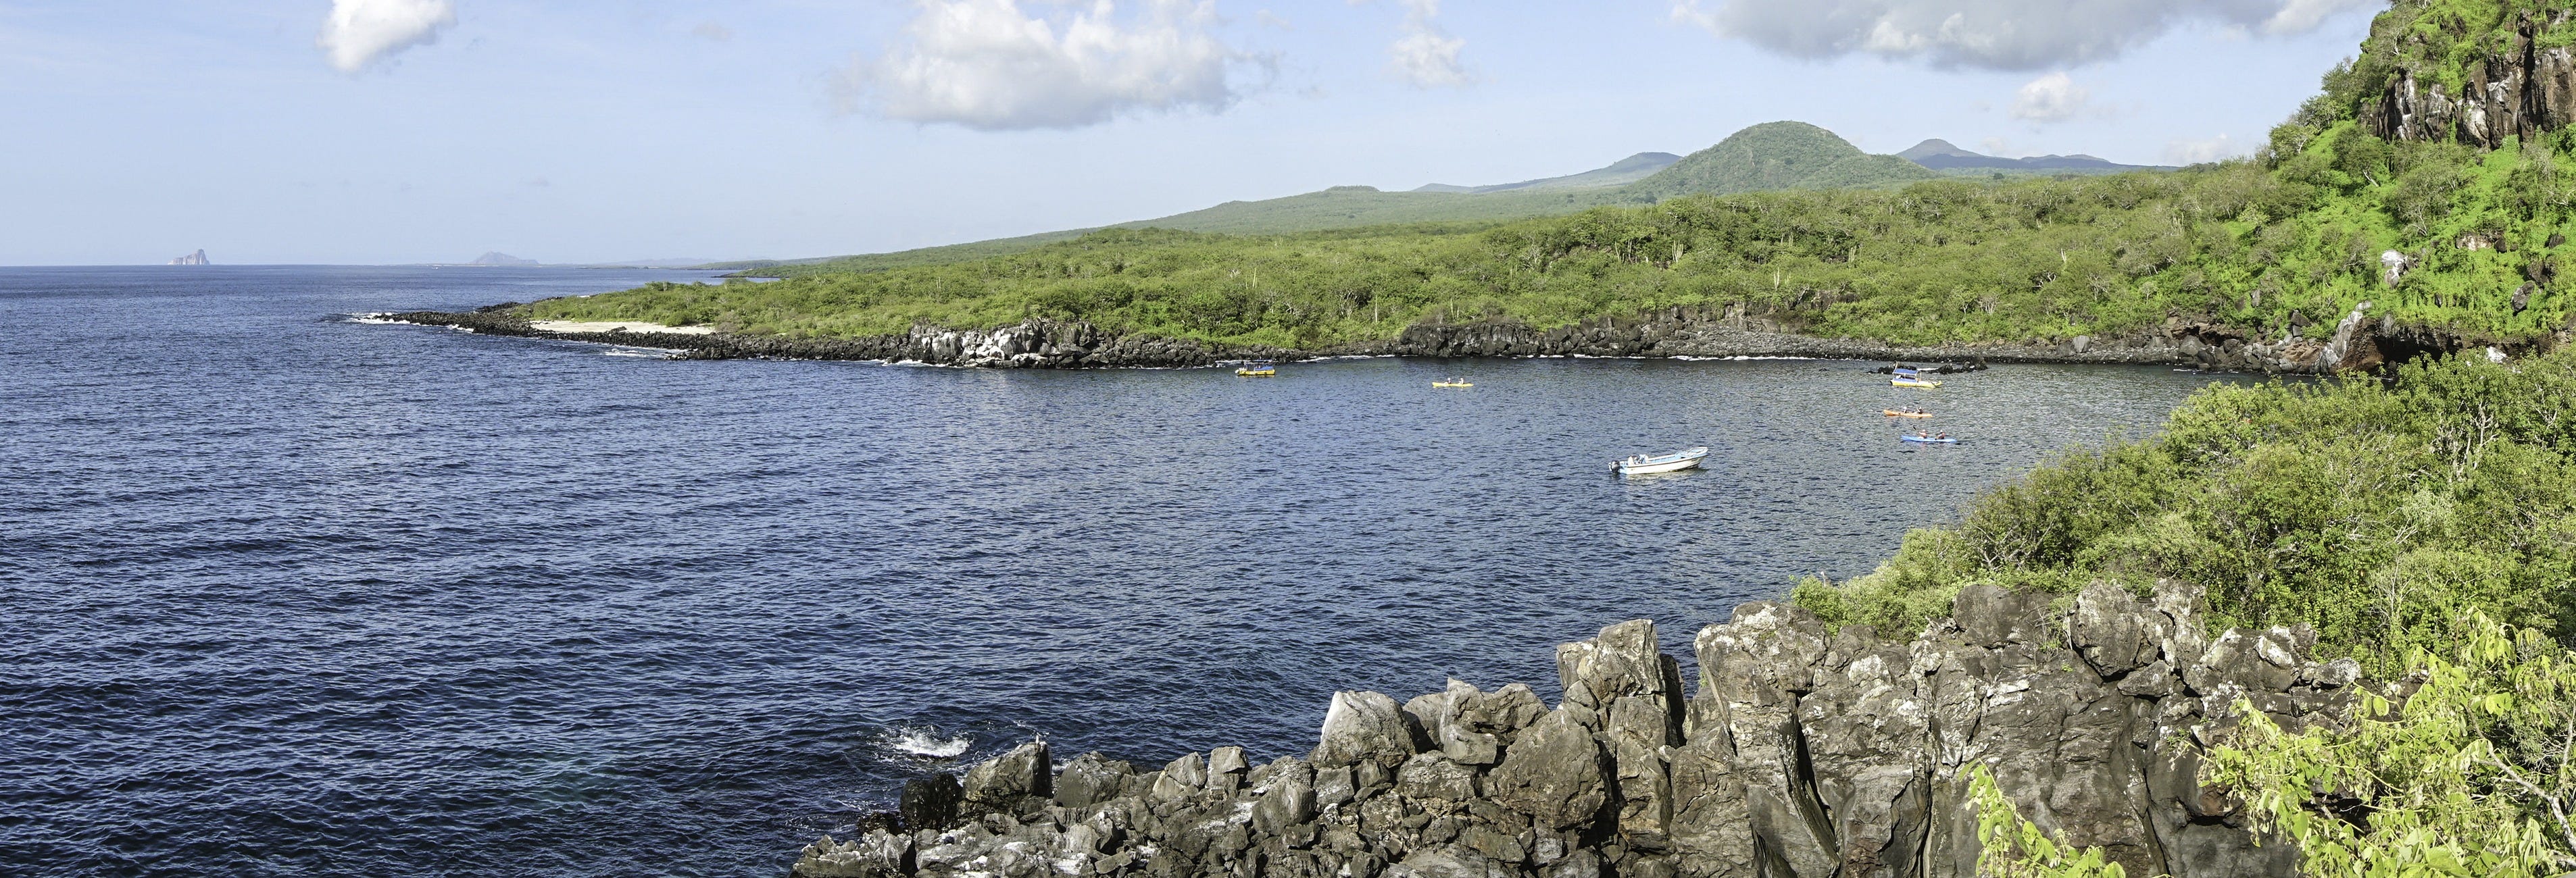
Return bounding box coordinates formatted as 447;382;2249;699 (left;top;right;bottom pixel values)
0;266;2240;876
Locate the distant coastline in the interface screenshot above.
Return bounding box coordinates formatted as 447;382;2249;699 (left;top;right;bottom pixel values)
369;303;2475;374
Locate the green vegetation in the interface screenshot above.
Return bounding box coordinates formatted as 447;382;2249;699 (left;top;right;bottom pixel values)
535;134;2576;348
2209;617;2576;875
1792;350;2576;671
1805;344;2576;873
1971;765;2133;877
1975;615;2576;875
2329;0;2576;101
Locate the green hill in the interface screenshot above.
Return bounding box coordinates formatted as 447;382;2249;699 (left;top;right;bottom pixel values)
1624;121;1938;200
736;122;1932;278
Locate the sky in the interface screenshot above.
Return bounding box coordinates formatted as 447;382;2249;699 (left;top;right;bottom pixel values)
0;0;2386;265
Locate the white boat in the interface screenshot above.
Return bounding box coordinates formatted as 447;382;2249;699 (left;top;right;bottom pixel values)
1613;446;1709;476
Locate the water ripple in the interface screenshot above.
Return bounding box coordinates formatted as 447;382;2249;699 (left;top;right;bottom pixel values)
0;265;2239;876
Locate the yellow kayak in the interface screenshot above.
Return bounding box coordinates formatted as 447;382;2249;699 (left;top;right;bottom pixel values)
1891;378;1941;388
1882;410;1933;417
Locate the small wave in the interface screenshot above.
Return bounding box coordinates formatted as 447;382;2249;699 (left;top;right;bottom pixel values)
344;313;405;325
884;725;970;758
602;349;668;359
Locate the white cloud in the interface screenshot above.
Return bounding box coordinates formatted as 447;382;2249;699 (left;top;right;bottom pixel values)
692;22;735;43
1670;0;2374;70
2262;0;2374;34
2008;72;2089;122
2164;133;2242;164
1979;136;2014;156
318;0;455;73
836;0;1239;131
1388;0;1470;88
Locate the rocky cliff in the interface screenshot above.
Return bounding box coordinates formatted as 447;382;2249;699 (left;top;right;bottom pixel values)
378;305;2480;373
2360;8;2576;148
794;580;2365;878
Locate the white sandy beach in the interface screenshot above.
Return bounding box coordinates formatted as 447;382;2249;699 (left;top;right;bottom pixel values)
528;320;714;336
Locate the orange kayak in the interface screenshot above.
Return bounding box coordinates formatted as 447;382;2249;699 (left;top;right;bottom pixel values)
1882;410;1934;418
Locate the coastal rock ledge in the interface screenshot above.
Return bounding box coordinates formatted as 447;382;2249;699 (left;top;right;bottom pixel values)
796;581;2364;878
379;303;2500;373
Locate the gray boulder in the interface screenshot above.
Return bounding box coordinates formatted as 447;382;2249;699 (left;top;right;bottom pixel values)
1315;690;1422;769
1483;708;1610;830
1054;752;1133;809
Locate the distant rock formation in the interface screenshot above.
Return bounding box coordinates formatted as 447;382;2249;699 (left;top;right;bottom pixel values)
168;249;209;265
1897;140;2174;173
470;252;541;267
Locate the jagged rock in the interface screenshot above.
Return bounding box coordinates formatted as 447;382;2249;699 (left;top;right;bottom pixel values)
2070;582;2153;676
797;581;2375;878
1054;752;1133;809
961;740;1050;808
1556;619;1677;717
1664;740;1757;878
1396;752;1480;802
1951;585;2051;647
1606;694;1676;840
1456;683;1547;747
1316;691;1422;769
1483;708;1610;830
1154;751;1208;800
901;773;962;831
795;829;914;877
1253;768;1318;837
1391;845;1510;878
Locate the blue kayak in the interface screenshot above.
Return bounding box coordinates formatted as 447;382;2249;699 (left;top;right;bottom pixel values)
1900;436;1959;444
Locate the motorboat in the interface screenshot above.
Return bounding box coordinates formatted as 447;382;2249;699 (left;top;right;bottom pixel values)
1235;361;1277;377
1433;380;1473;388
1889;367;1941;388
1613;446;1709;475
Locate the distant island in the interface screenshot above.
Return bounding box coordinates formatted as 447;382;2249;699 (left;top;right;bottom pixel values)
470;252;541;267
168;249;209;265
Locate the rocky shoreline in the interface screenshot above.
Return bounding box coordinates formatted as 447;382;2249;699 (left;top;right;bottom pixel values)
796;580;2365;878
370;301;2510;373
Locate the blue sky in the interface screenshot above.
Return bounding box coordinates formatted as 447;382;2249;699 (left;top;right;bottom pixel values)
0;1;2382;265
